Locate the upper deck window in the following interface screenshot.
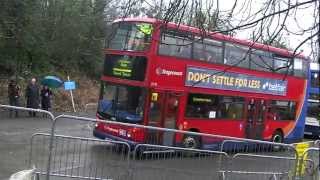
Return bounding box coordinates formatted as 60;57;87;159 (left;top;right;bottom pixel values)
293;58;308;78
250;50;274;72
158;29;308;78
107;22;153;51
193;38;223;64
224;43;250;68
159;30;193;58
273;55;293;75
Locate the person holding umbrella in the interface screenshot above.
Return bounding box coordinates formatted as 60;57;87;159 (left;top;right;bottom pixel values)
25;78;40;117
40;75;63;113
40;85;53;112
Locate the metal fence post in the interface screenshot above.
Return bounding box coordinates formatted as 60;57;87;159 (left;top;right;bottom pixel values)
45;115;61;180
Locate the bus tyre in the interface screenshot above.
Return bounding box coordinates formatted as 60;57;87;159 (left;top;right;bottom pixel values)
182;135;200;149
271;130;284;151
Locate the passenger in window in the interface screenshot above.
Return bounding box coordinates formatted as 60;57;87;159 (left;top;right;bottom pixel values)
177;46;190;58
133;39;144;50
149;102;161;124
194;48;206;60
227;103;238;119
167;97;178;117
202;104;211;118
195;106;204;118
234;104;243;119
218;104;228;119
205;52;214;62
267;106;278;120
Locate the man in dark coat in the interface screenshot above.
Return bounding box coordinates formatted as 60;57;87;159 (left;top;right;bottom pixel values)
25;78;40;117
8;79;20;117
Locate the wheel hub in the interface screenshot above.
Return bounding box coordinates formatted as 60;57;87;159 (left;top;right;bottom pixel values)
273;134;282;143
184;137;196;148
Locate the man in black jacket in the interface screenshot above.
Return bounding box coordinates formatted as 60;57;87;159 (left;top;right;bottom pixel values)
8;79;20;117
25;78;40;117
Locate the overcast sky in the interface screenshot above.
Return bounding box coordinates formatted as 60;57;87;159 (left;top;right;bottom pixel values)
139;0;318;59
216;0;318;59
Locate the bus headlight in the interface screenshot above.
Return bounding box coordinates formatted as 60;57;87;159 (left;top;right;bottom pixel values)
127;132;132;138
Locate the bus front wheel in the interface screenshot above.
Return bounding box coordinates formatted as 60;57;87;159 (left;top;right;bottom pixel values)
182;135;200;149
271;130;284;151
272;130;284;143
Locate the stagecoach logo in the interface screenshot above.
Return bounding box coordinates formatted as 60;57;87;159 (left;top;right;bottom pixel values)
156;67;183;76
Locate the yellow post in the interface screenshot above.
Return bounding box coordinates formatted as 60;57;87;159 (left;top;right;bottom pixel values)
295;142;310;177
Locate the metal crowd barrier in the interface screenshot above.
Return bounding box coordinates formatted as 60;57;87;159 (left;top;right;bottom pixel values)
131;144;229;180
0;104;54;120
30;133;130;180
221;153;296;180
49;114;300;180
1;104;319;180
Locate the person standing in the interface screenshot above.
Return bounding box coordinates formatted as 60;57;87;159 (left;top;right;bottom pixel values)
25;78;40;117
8;79;20;117
41;85;53;111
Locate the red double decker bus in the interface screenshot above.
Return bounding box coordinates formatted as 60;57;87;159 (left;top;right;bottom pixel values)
93;18;309;149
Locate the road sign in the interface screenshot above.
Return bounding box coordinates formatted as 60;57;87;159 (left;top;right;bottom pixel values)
64;81;76;90
64;77;76;112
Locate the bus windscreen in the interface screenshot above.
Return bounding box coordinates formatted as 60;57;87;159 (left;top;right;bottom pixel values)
97;82;146;124
107;22;153;51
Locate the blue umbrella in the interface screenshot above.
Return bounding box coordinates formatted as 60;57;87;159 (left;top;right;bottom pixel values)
41;76;63;88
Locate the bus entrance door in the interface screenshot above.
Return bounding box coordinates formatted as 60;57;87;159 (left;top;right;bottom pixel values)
147;90;180;146
162;92;180;146
246;99;266;140
147;91;164;144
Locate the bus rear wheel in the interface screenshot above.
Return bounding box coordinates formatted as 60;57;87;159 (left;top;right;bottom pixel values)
182;135;200;149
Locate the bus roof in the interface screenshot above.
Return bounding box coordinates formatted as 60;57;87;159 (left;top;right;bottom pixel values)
310;63;319;71
114;17;308;60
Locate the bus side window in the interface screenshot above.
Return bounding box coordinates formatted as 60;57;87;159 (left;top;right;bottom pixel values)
218;104;227;118
227;103;237;119
247;99;255;122
267;106;278;120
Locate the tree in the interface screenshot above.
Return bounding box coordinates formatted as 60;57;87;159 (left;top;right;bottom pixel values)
0;0;318;78
0;0;109;78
